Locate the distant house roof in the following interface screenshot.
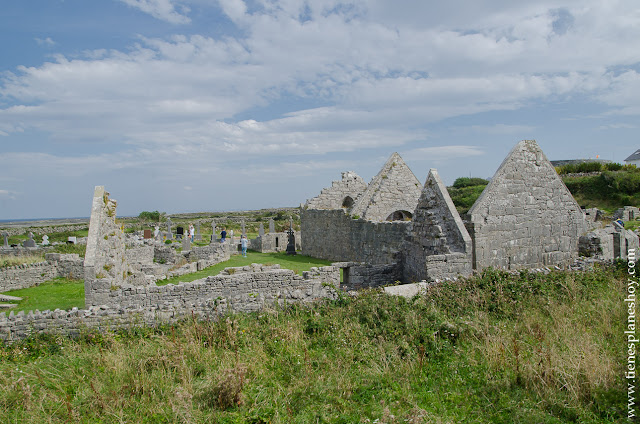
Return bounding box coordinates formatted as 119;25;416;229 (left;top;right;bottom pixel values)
624;149;640;162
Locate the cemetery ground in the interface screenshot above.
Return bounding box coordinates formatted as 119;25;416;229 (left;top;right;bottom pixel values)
0;263;628;423
2;251;335;313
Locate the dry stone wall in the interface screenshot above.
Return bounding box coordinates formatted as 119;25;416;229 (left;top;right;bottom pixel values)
300;208;410;264
0;265;340;341
0;253;83;292
349;152;422;222
468;140;586;270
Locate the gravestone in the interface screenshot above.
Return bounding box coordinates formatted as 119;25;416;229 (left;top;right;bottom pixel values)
42;235;50;246
286;226;296;255
196;222;202;241
154;226;160;239
2;233;8;248
211;223;217;243
166;219;173;240
143;229;152;239
241;219;246;236
23;232;36;248
67;236;77;244
182;236;191;251
269;218;275;233
259;223;265;237
176;226;184;240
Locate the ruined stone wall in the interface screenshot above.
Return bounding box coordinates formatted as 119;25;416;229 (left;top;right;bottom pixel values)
349;153;422;222
84;187;147;307
0;265;340;341
300;208;410;264
0;262;57;292
0;254;83;292
579;226;639;260
336;262;402;290
125;245;154;265
468;140;587;270
305;171;367;210
403;169;473;282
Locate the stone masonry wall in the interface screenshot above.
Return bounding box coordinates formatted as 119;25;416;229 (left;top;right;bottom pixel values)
305;171;367;210
300;208;410;264
403;169;473;282
468;140;587;270
84;187;147;307
250;232;301;253
0;265;340;342
0;253;83;292
349;152;422;222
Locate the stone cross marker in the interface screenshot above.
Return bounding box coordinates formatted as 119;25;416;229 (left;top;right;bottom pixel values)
211;222;217;243
23;232;36;248
289;216;294;231
166;219;173;240
2;232;8;248
241;218;246;236
42;235;50;246
196;222;202;241
154;226;160;239
269;218;275;233
259;222;265;237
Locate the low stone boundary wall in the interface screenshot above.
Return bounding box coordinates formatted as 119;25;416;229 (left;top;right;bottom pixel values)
0;254;83;292
0;224;88;237
0;265;340;341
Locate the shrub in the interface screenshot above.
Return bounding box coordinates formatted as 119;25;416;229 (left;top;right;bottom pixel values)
452;177;490;189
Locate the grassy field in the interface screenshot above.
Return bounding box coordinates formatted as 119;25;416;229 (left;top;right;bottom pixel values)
0;264;627;423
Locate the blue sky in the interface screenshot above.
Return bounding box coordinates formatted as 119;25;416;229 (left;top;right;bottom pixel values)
1;0;639;219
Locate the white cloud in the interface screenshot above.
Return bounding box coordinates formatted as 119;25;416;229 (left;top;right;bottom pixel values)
35;37;56;47
404;145;485;161
1;0;639;172
118;0;191;24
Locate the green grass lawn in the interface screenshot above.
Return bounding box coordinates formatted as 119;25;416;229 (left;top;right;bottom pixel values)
159;251;334;285
2;278;85;313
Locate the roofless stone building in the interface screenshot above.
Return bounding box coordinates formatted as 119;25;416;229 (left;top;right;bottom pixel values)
302;140;589;283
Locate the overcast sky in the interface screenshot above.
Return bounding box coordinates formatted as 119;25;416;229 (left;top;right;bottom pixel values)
1;0;639;219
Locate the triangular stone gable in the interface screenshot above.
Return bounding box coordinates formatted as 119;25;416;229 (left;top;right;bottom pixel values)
305;171;367;210
350;152;422;222
403;169;472;282
468;140;586;270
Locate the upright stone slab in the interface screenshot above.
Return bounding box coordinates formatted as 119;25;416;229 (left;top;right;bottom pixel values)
350;152;422;222
84;186;147;307
259;223;265;236
23;233;36;248
1;233;8;248
468;140;586;270
166;219;173;240
269;218;275;233
305;171;367;210
196;222;202;241
211;222;217;243
241;219;246;236
404;169;472;282
182;236;191;251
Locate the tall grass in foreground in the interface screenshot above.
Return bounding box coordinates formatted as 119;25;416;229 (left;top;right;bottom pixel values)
0;265;627;423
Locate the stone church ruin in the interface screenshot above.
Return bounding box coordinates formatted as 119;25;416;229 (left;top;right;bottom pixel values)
302;140;637;285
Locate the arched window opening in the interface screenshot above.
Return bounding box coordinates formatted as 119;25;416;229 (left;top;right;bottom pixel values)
342;196;354;209
385;210;413;221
